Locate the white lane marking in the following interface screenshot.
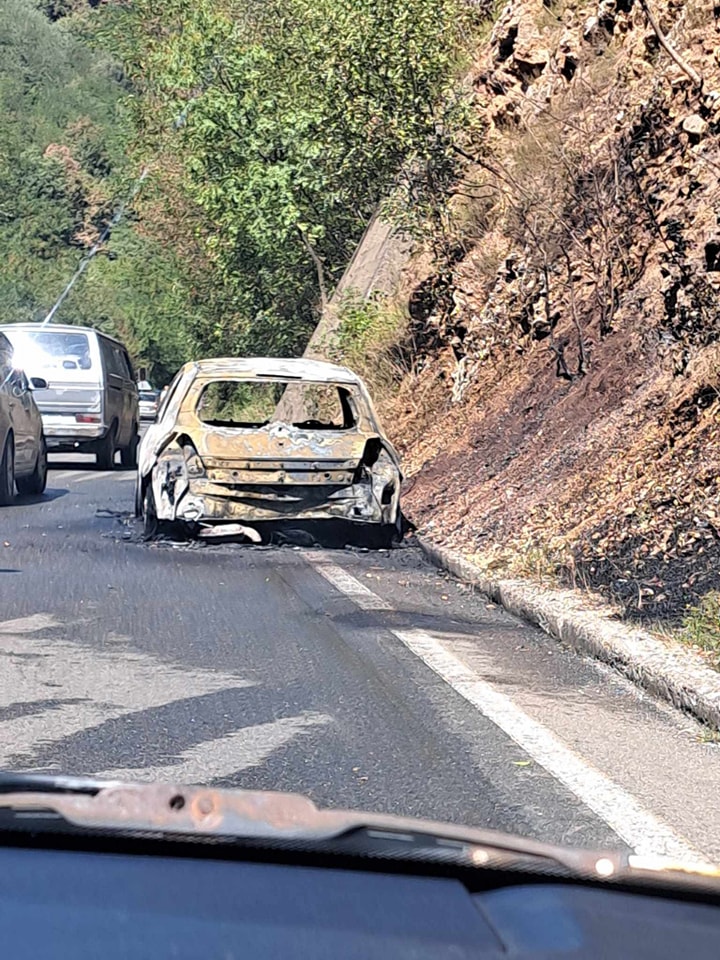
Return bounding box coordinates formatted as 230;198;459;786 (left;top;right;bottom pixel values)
73;472;115;483
96;712;331;783
0;628;254;764
305;559;392;610
49;470;86;481
0;614;59;634
307;558;703;860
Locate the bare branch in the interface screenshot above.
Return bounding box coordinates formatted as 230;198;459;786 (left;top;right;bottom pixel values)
637;0;703;89
298;228;328;314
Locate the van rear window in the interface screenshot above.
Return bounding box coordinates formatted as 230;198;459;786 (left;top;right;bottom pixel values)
8;331;93;373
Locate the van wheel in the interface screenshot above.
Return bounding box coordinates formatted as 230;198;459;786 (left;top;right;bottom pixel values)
121;427;139;469
0;435;15;506
96;424;116;470
16;438;47;496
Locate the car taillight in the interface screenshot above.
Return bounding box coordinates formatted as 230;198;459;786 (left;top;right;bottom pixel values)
75;414;101;423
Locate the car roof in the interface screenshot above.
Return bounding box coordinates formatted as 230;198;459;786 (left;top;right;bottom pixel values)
184;357;363;385
0;322;126;349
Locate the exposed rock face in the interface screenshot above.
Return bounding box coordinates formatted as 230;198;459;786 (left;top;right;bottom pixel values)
386;0;720;622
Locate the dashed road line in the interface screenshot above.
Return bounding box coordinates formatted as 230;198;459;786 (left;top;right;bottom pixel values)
306;555;704;861
49;469;135;485
0;614;59;634
72;471;116;483
49;470;87;481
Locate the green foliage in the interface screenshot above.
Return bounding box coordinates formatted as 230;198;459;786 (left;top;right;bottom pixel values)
681;592;720;667
332;290;411;400
0;0;195;383
1;0;484;383
335;293;388;357
104;0;478;358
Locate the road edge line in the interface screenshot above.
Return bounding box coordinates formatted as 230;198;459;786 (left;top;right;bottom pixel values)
307;554;702;858
416;537;720;732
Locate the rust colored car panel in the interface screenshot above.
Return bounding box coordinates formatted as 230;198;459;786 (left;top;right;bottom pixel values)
137;358;403;541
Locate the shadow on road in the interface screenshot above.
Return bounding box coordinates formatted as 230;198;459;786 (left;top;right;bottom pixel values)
9;489;69;507
48;460;135;473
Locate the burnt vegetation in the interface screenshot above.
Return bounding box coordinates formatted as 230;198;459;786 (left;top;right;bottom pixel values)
389;0;720;624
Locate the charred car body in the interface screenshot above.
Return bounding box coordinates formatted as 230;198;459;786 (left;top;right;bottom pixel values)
136;358;403;546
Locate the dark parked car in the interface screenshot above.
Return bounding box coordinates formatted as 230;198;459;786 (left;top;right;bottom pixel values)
0;332;48;503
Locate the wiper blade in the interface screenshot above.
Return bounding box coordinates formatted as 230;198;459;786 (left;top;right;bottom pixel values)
0;776;576;859
0;774;717;891
0;772;107;796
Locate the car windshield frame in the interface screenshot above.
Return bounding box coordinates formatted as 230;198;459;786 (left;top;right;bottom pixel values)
189;377;365;431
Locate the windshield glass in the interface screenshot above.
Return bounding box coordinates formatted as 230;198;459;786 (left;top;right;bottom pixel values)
2;0;719;886
6;330;93;374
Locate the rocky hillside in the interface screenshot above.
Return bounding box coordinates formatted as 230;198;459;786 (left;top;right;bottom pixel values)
385;0;720;623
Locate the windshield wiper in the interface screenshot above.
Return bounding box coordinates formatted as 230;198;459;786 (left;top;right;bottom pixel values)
0;772;105;796
0;773;717;892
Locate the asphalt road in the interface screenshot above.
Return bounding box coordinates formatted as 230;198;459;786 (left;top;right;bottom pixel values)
1;448;719;860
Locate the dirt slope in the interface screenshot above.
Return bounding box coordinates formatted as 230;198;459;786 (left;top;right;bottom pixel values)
385;0;720;622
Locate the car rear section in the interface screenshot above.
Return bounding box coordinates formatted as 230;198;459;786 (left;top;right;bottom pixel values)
168;426;399;526
0;325;105;449
141;365;403;543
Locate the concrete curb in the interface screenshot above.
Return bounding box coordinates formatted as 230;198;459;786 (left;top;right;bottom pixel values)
417;537;720;731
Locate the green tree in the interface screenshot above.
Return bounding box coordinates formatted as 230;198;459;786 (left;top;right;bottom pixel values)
0;0;197;382
104;0;476;356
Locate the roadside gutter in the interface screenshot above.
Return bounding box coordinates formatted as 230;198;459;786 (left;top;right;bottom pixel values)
417;537;720;732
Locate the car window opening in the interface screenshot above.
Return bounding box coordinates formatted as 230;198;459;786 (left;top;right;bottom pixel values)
196;380;357;430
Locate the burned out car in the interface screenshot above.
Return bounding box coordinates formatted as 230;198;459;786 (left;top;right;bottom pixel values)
136;358;404;546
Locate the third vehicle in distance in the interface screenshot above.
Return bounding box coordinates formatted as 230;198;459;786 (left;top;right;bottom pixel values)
138;389;160;422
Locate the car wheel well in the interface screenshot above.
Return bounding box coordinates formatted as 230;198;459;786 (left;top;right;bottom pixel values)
175;434;197;453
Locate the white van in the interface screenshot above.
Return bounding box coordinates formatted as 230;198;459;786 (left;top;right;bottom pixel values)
0;323;140;469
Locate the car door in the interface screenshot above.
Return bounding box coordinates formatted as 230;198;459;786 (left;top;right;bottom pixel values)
98;336;121;436
0;336;14;462
104;342;136;447
117;346;138;444
6;369;36;473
